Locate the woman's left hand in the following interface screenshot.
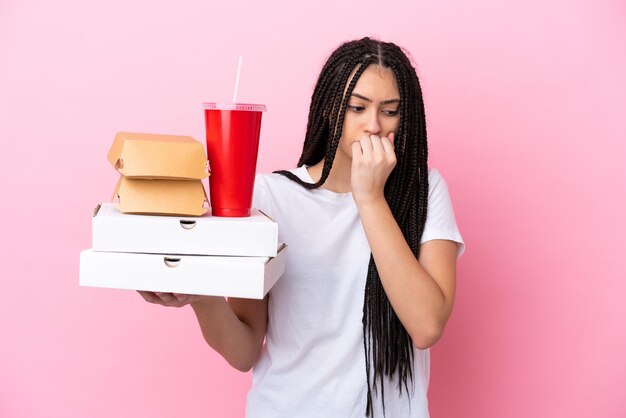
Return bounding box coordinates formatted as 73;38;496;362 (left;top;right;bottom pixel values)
350;132;396;205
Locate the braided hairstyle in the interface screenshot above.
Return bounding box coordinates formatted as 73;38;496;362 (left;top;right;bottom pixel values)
273;37;429;417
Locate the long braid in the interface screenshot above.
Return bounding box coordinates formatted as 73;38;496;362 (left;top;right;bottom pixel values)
273;38;429;417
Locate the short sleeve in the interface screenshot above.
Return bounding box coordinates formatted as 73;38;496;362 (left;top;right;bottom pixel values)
419;168;466;259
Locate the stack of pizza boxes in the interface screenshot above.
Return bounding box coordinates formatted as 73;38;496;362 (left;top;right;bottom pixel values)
79;132;287;299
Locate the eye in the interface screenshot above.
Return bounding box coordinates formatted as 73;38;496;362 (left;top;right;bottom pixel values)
348;105;365;112
383;109;399;116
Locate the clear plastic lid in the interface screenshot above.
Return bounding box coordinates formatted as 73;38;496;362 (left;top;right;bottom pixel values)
202;102;267;112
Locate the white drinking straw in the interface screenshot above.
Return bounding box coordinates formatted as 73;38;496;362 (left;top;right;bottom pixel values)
232;56;242;102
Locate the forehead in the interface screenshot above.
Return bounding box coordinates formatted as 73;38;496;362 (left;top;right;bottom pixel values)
349;64;399;99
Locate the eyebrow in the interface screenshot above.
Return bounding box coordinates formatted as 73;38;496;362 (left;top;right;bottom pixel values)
350;93;400;105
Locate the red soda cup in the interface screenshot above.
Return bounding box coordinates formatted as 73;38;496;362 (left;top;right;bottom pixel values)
202;102;267;217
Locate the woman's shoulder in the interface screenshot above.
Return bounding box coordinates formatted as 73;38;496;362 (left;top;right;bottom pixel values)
424;167;459;215
426;167;446;197
255;166;308;188
252;167;308;215
427;166;443;182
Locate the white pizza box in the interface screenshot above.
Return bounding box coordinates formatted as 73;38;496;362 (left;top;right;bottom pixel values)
92;203;278;257
79;244;287;299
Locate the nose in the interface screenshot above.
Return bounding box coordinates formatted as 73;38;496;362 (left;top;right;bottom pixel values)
364;110;382;135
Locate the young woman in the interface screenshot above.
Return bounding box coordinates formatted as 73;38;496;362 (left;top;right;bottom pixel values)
139;37;465;418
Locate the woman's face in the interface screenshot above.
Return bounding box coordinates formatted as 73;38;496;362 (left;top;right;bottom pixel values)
336;64;401;160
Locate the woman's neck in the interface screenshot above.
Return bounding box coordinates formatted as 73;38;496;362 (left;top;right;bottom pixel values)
306;156;352;193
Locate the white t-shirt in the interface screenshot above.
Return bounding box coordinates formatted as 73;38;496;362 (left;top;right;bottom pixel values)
246;165;465;418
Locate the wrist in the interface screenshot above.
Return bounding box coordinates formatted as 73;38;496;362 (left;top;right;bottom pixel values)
354;193;387;208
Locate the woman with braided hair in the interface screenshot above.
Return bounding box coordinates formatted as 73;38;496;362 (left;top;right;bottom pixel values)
139;37;465;418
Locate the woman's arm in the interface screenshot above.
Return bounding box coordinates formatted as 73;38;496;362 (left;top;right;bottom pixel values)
350;134;457;349
138;292;268;372
355;201;457;349
192;296;268;372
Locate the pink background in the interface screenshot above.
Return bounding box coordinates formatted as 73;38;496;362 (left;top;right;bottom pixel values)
1;0;625;417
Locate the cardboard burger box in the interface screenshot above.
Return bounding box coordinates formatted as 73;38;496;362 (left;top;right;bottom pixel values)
112;176;208;217
107;132;209;180
79;244;287;299
108;132;210;216
92;202;279;257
